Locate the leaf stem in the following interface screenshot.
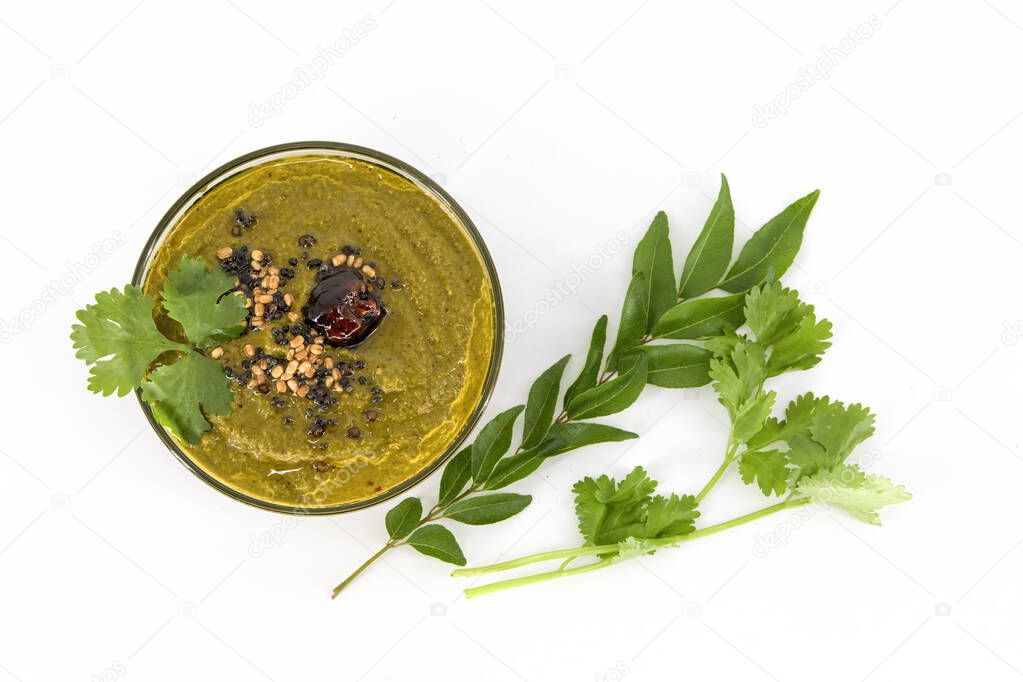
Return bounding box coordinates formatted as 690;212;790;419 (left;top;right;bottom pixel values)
464;558;616;599
694;438;739;503
332;540;399;598
452;496;811;583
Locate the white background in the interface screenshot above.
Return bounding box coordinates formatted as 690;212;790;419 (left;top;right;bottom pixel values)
2;1;1021;680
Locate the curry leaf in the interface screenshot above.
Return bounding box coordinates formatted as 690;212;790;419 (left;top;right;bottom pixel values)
679;174;734;298
438;447;473;507
567;355;648;420
564;315;607;408
607;273;649;370
633;211;676;330
521;355;571;448
470;405;525;484
407;525;466;566
719;189;819;293
652;293;746;340
542;422;638;456
483;447;545;490
620;344;713;388
445;493;532;525
385;498;423;540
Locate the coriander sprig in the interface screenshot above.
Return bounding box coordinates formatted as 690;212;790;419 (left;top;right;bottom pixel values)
452;283;910;599
72;255;247;443
332;175;822;597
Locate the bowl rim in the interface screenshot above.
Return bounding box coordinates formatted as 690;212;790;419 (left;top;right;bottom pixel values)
131;140;504;515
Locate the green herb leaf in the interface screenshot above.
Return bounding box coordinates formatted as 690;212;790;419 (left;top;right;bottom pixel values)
542;422;638;456
785;400;876;479
738;450;790;496
811;401;876;463
633;211;676;330
785;434;833;480
709;342;768;419
719;189;819;293
483;447;545;490
573;466;657;545
744;281;803;345
642;494;699;537
385;497;423;540
797;465;911;525
607;272;649;370
71;286;189;396
566;355;648;420
620;344;713;388
521;355;571;448
484;438;570;490
438;447;473;507
564;315;607;408
470;405;525;484
161;255;247;347
406;525;466;565
767;312;833;376
652;293;746;340
445;493;532;525
140;352;233;444
731;389;777;443
746;392;828;450
679;174;734;297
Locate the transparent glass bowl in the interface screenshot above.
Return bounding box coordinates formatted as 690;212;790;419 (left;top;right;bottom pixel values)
132;141;504;514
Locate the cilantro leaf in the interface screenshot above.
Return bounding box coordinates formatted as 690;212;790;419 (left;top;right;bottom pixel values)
574;468;698;549
811;401;875;463
642;494;699;537
732;390;777;443
738;449;790;496
797;464;911;525
573;466;657;545
742;282;832;376
161;255;247;347
141;352;233;444
785;400;876;479
767;311;832;376
785;434;834;479
746;392;830;450
71;286;189;396
709;342;767;419
744;281;803;345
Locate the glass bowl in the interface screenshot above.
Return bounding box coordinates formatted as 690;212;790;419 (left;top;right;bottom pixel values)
132;141;504;514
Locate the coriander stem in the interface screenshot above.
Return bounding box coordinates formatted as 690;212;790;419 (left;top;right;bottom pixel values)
332;540;398;598
452;497;811;580
464;558;616;599
694;438;739;503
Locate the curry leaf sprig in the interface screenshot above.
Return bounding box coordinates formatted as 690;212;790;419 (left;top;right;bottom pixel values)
331;175;821;598
451;283;911;598
71;255;247;443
